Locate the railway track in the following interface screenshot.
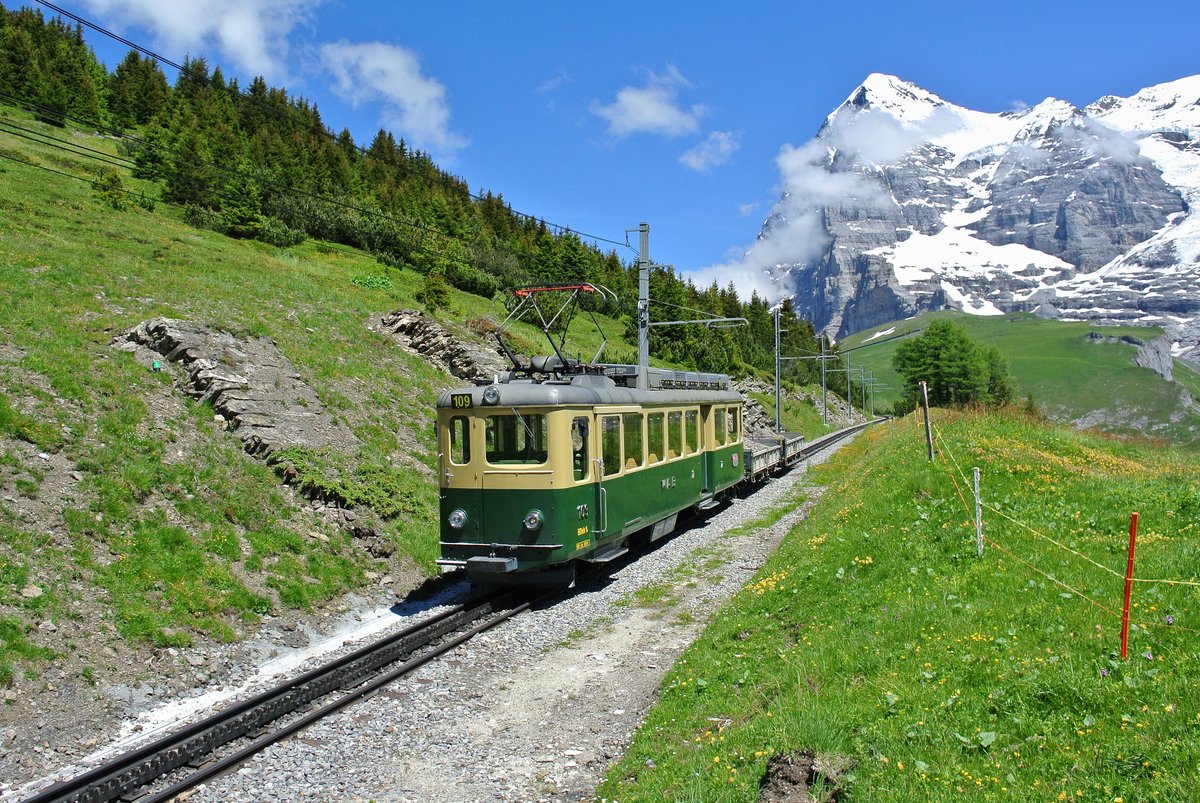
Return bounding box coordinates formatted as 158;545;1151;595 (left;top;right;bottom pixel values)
22;418;876;803
742;417;879;485
23;588;548;803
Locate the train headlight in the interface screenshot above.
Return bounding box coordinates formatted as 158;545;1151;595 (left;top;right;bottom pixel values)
482;385;501;405
448;509;468;530
523;509;544;531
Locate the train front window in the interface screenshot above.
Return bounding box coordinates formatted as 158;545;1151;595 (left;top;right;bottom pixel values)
685;410;698;454
714;408;727;446
485;413;547;465
601;415;620;476
448;416;470;465
571;416;590;481
728;407;740;442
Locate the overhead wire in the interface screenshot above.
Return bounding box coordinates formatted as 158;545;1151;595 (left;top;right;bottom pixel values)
31;0;633;253
0;145;391;267
0;89;468;256
0;117;135;170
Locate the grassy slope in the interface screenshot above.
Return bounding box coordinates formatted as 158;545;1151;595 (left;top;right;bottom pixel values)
600;411;1200;801
0;110;635;675
746;387;840;440
842;311;1200;445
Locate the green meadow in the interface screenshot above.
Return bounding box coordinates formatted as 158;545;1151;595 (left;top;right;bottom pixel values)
601;410;1200;801
843;312;1200;445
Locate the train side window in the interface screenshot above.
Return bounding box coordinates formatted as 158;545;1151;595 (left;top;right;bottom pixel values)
714;408;727;446
448;416;470;465
685;410;698;454
646;412;664;464
485;413;547;465
571;416;589;481
728;407;740;442
623;413;644;470
667;411;682;460
601;415;621;477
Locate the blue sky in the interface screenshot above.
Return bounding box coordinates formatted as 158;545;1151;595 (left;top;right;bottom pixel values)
46;0;1200;288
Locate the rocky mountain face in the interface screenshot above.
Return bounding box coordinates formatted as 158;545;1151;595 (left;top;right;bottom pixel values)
765;73;1200;366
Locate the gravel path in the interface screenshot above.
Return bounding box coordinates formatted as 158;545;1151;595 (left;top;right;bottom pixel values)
177;437;850;803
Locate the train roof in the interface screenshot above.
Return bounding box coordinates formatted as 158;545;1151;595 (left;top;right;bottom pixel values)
436;361;743;409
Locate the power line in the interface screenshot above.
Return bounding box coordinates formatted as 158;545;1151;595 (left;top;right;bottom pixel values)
30;0;633;254
0;145;158;207
0;145;392;266
0;88;548;272
0;107;477;268
0;117;135;171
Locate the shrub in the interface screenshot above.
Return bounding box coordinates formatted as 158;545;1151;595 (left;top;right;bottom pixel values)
255;216;306;248
92;168;129;211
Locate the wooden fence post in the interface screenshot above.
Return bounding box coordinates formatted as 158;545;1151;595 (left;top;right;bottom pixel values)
1120;512;1140;660
974;467;982;557
921;381;933;461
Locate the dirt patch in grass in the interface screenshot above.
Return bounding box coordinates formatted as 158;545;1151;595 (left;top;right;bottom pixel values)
758;750;852;803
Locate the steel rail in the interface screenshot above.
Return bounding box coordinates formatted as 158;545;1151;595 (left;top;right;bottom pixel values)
140;591;551;803
24;589;539;803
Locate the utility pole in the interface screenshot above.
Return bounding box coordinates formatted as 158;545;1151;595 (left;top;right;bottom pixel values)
774;306;782;434
632;221;745;390
821;336;827;426
636;222;650;390
846;350;853;416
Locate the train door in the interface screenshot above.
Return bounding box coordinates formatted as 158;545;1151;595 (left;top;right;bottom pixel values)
440;413;481;538
568;414;602;539
596;413;621;537
699;405;712;494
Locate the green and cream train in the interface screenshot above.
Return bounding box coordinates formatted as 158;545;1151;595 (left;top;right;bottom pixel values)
435;360;747;586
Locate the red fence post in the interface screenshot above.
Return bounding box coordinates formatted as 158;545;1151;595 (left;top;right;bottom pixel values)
1120;512;1140;660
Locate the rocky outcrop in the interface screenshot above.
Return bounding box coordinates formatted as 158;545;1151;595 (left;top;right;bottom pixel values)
735;377;866;433
118;318;357;457
374;310;508;382
1133;337;1176;381
1084;332;1175;381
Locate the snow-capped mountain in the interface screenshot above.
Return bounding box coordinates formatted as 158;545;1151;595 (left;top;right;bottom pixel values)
767;73;1200;364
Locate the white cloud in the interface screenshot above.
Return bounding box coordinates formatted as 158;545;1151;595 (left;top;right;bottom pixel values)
823;107;929;165
78;0;319;79
687;109;903;299
738;201;760;217
591;65;707;138
537;71;571;93
319;41;468;155
679;130;740;172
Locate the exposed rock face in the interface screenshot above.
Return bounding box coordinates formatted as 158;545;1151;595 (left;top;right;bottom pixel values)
764;73;1200;366
119;318;357;457
735;376;866;432
117;319;387;544
374;310;508;382
1084;331;1176;381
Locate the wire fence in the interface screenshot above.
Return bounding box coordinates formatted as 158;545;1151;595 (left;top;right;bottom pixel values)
922;415;1200;644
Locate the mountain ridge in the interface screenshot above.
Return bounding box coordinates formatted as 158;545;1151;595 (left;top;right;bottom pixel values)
768;72;1200;367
